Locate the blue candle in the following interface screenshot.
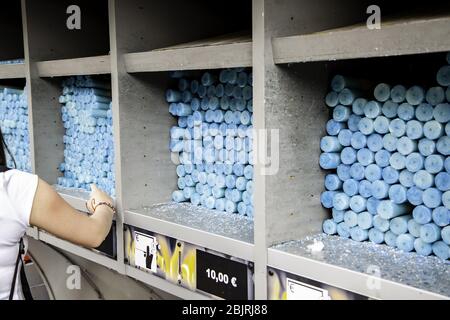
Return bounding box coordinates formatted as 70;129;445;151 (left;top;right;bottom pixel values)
373;116;390;134
374;83;391;102
344;210;358;227
333;192;351;210
351;132;367;149
423;120;444;140
321;191;337;208
377;200;410;219
337;164;351;181
340;147;357;165
399;170;414;188
358;211;373;230
343;179;359;196
407;219;422;238
426;87;445;105
390;215;411;235
350;163;365;181
371;180;389;199
389;184;407;204
367;134;383;152
418;139;436;157
405;153;424;173
442;226;450;244
389;152;406;170
397;137;417;156
364;101;382;119
365;164;382;182
326;119;346;136
350;195;367;213
390;85;406;103
375;150;391;168
332;208;345;223
367;197;380;215
420;223;441;243
389;118;406;138
357;148;374;166
339;88;359;106
423;188;442;209
326;91;339;107
320;152;341;169
320;136;343;152
414;238;432;256
338;129;353;147
425;154;445;174
350;227;369;242
415;103;434;122
373;215;389;232
396;234;415;252
447;122;450;136
172;190;186;202
323;219;338;235
331;75;354;92
406;86;425;106
358;117;374;136
414;170;434;189
383;134;398;152
406;120;424;140
166;89;182;103
369;228;385;244
358;180;372;198
347;114;362;132
413;205;432;225
397;103;415;121
384;231;398;247
432;241;450;260
382;101;399;118
225;200;237;213
436;65;450;86
437;136;450;156
337;222;351;238
352;98;367;116
432;206;450;227
407;186;423;206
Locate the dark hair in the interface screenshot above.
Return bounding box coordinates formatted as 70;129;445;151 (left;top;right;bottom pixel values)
0;128;16;168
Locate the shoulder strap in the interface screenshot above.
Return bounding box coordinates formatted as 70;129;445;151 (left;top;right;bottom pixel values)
0;165;9;173
9;239;24;300
9;238;33;300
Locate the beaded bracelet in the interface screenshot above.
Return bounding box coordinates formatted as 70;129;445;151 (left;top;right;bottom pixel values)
86;199;116;215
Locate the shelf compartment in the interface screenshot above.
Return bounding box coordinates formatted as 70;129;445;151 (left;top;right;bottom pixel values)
124;265;211;300
124;34;252;72
269;234;450;300
38;231;119;271
0;63;25;79
36;55;111;77
273;15;450;64
125;203;254;262
54;186;90;212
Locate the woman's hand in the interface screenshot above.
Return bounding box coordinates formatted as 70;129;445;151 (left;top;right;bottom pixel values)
86;184;114;214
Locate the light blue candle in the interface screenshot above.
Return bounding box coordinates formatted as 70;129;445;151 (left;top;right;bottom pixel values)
406;86;425;106
350;195;367;213
390;85;406;103
414;238;432;256
389;152;406;170
369;228;385;244
406;120;424;140
407;186;423;206
343;179;359;196
350;227;369;242
375;150;391;168
351;132;367;149
323;219;337;235
382;101;399;118
364;101;382;119
237;202;247;215
337;222;351;238
332;208;345;223
436;65;450;86
337;164;351;181
426;87;445;105
397;103;415;121
176;165;186;177
326;91;339;107
423;120;444;140
396;234;415;252
172;190;186;202
326;119;346;136
432;241;450;260
339;88;359;106
420;223;441;243
384;231;398;247
347;114;362;132
331;75;356;92
423;188;442;209
320;136;343;153
374;83;391;102
399;170;414;188
418;139;436;157
373;116;389;134
434;103;450;123
340;147;357;165
413;170;434;190
442;226;450;244
389;118;406;138
166;89;182;103
413;205;432;224
225;200;237;213
415;103;434;122
191;193;201;206
447;122;450;136
447;86;450;102
383;134;398;152
397;137;417;156
371;180;389;199
377;200;410;219
389;184;407;204
425;154;444;174
367;134;383;152
333;192;350;210
390;215;411;235
358;211;373;230
358;117;374;135
365;164;382;182
344;210;358;227
436;172;450;192
321;191;337;208
437;136;450;156
350;163;365;181
359;180;372;198
333;105;351;122
367;197;380;215
432;206;450;227
320;152;341;169
352;98;367;116
338;129;352;147
357;148;374;166
405;153;424;173
407;219;422;238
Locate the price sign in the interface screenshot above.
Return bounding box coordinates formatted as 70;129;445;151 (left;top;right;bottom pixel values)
134;232;157;273
196;250;249;300
286;278;330;300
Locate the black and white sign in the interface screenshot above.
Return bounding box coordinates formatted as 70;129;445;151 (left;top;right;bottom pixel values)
134;232;157;272
196;250;249;300
286;278;330;300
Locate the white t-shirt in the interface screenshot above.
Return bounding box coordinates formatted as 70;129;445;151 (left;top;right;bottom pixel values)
0;169;38;300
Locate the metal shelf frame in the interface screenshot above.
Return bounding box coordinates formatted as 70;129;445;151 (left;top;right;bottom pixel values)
2;0;448;300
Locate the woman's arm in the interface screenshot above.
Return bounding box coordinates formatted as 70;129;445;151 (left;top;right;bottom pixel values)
29;179;114;248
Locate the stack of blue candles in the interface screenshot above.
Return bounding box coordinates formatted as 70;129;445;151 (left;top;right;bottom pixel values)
321;52;450;260
57;76;115;197
0;86;31;172
167;68;254;218
0;59;25;64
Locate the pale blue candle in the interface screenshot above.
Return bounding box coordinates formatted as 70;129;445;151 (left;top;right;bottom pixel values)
389;118;406;138
384;230;398;247
399;170;414;188
436;65;450;86
242;191;251;205
214;198;225;211
442;226;450;244
338;129;353;147
414;238;432;256
369;228;385;244
413;205;432;224
418;139;436;157
447;86;450;102
389;152;406;170
407;219;422;238
246;205;254;218
364;101;382;119
172;190;186;202
397;137;417;156
321;191;337;208
326;91;339;107
333;192;350;210
350;163;365;181
425;154;445;174
436;172;450;193
389;184;407;204
340;147;357;165
371;180;389;199
323;219;337;235
382;101;399;118
447;122;450;136
183;186;195;199
420;223;441;243
347;114;362;132
359;180;372;198
406;86;425;105
333;105;351;122
191;193;201;206
383;134;398;152
423;120;444;140
176;165;186;177
357;148;374;166
351;132;367;149
406;120;424;140
321;136;343;153
374;83;391;102
405;153;424;173
423;188;442;209
326;119;346;136
320;152;341;169
352;98;367;116
337;222;351;238
377;200;410;219
413;170;434;189
337;164;351;181
426;87;445;105
166;89;182;103
367;134;383;152
367;197;380;215
407;186;423;206
415;103;434;122
390;85;406;103
339;88;360;106
358;211;373;230
350;227;369;242
344;210;358;227
358;117;374;135
225;200;237;213
350;195;367;213
365;164;382;182
231;189;243;203
373;116;390;134
237;202;247;215
343;179;359;196
397;103;415;121
375;150;391;168
390;215;411;235
396;234;415;252
331;75;355;92
332;208;345;223
325;174;342;191
432;206;450;227
432;241;450;260
437;136;450;156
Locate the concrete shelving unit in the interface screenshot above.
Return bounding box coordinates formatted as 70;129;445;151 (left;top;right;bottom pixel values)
6;0;449;299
